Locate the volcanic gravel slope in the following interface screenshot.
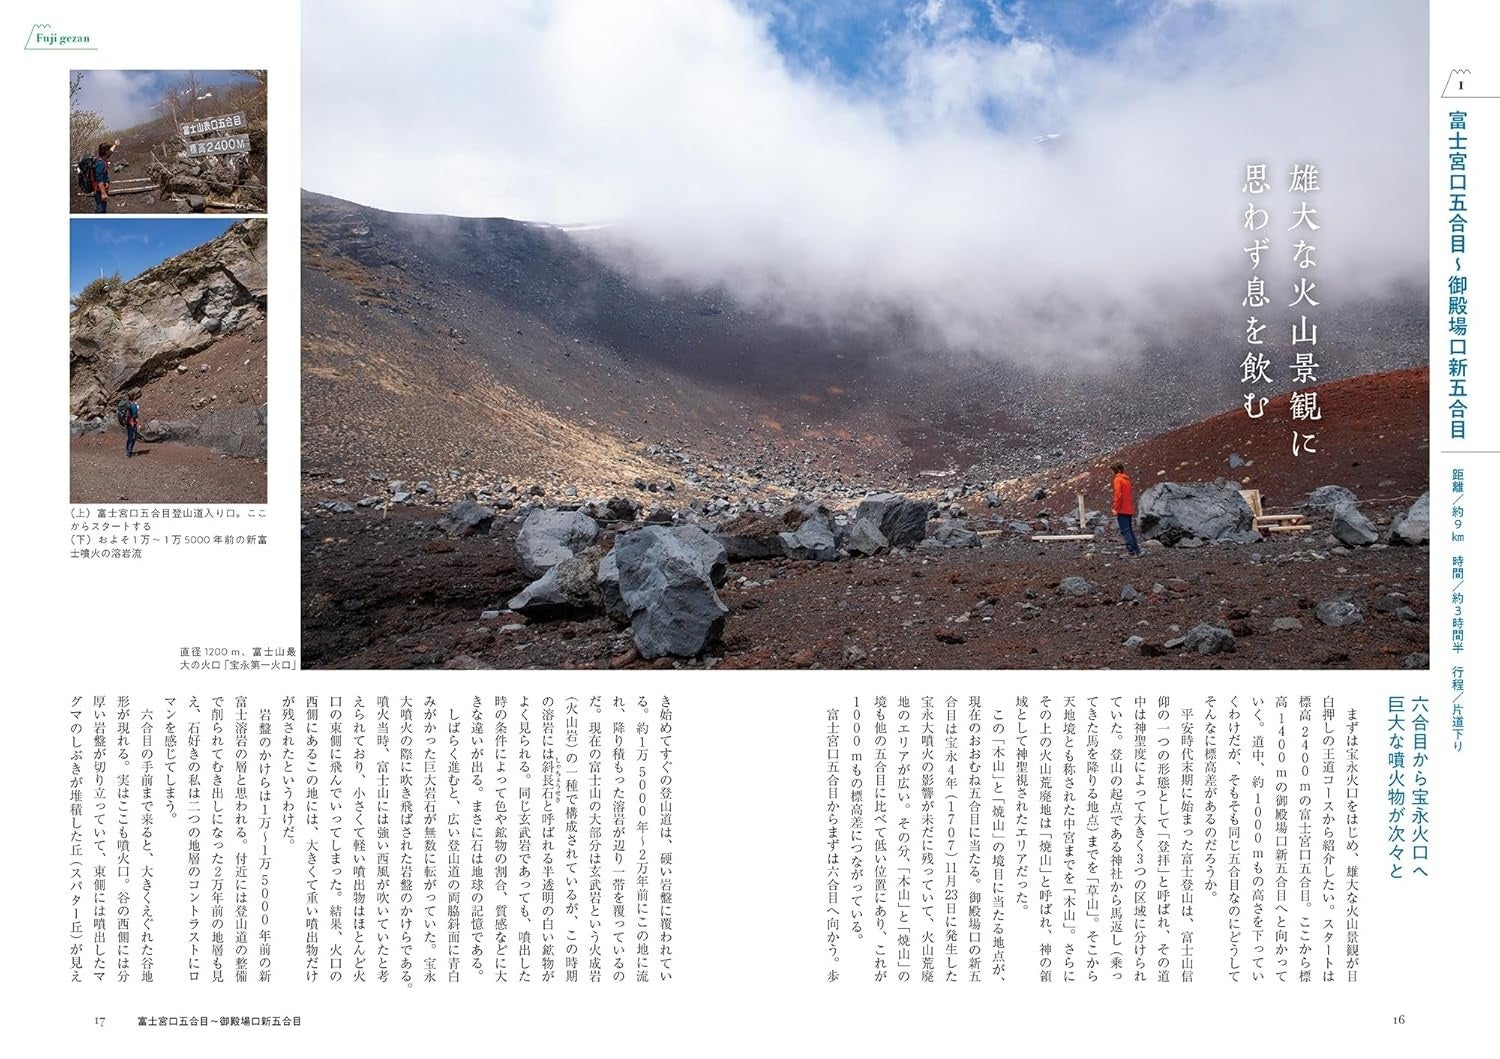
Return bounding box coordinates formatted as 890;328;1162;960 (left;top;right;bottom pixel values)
300;191;1427;498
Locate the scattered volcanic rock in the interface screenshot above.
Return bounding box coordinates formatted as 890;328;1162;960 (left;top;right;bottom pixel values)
515;509;600;578
919;519;981;550
508;554;602;617
1183;623;1236;654
613;525;729;658
846;517;890;557
1389;492;1430;546
855;492;935;547
1330;502;1379;547
779;510;839;561
438;499;495;538
1315;598;1364;627
1305;485;1358;513
1137;480;1259;546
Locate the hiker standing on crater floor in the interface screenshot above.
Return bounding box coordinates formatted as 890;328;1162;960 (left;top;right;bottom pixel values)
121;395;140;458
91;139;119;213
1111;461;1141;556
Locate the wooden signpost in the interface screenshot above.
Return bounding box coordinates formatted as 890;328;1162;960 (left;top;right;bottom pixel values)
178;111;251;159
178;111;247;139
184;135;251;158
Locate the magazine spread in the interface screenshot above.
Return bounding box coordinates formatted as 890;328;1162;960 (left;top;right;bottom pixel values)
4;1;1496;1054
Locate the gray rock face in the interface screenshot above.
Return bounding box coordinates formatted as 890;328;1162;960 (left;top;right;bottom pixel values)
1305;485;1357;513
132;403;269;458
515;509;600;578
1183;623;1236;654
1271;616;1303;632
596;551;629;624
666;524;729;587
438;499;496;538
919;519;980;550
1315;598;1364;627
613;526;729;658
1330;501;1379;547
855;493;935;547
1137;481;1257;546
508;555;602;617
69;219;267;420
846;517;889;556
1057;576;1094;597
1389;492;1430;546
779;514;839;561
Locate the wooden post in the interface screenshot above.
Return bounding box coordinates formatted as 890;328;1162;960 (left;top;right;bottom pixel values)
1077;493;1085;527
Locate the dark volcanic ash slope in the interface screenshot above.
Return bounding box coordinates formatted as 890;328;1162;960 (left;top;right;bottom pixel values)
301;190;1425;497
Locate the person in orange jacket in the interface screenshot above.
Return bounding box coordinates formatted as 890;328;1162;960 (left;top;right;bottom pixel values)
1111;462;1141;555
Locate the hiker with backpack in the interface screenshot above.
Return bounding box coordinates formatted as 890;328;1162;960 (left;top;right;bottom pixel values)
118;396;140;458
79;139;120;213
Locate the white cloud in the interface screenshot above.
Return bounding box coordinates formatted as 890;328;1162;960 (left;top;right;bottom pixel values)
302;0;1427;363
74;70;164;132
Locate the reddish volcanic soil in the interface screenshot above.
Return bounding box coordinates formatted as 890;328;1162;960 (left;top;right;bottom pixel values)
998;367;1429;522
71;433;266;504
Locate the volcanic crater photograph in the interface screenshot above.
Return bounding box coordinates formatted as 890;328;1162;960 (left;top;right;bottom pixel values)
300;0;1430;670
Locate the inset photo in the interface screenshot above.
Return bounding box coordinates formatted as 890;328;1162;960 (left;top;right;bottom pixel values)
70;217;267;504
69;70;268;215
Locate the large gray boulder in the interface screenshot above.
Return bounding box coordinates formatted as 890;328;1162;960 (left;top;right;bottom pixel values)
779;512;838;561
1137;481;1258;546
919;519;981;550
1183;623;1236;654
1329;502;1378;547
438;499;496;538
1389;492;1430;546
515;509;600;577
613;526;729;658
508;554;602;617
1305;485;1358;513
845;517;889;557
855;493;935;547
667;525;729;586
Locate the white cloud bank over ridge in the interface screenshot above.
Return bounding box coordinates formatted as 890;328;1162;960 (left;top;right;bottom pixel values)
302;0;1427;362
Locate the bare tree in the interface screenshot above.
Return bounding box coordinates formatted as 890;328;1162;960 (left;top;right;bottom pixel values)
69;71;106;167
179;71;204;120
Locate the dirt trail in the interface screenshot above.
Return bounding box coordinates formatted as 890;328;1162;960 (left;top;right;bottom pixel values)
71;433;266;504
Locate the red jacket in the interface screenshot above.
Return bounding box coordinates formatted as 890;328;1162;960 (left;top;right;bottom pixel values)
1111;472;1134;516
